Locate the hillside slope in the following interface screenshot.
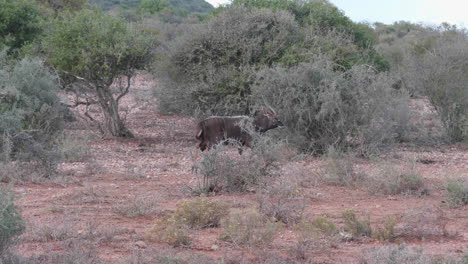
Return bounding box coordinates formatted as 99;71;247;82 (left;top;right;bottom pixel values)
89;0;214;13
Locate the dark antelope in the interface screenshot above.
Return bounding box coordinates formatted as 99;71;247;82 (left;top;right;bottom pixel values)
195;109;283;154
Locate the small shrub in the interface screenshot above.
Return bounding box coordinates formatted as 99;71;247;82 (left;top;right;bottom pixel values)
172;198;229;229
193;131;285;193
373;216;397;242
293;217;338;260
147;215;192;247
219;208;280;247
367;161;425;195
361;244;432;264
322;147;362;186
394;206;446;239
257;176;306;225
341;210;372;239
0;188;25;254
446;179;468;208
113;195;160;218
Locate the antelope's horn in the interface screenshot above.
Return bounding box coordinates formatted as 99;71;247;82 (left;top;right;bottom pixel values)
262;97;277;116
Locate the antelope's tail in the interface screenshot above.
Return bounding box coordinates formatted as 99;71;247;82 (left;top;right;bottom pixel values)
195;122;204;140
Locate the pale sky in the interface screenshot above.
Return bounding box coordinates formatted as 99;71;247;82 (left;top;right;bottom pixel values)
205;0;468;27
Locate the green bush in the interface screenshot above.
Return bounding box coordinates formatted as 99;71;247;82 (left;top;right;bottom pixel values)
172;198;229;229
0;51;64;177
158;6;301;115
252;58;410;154
0;188;25;254
446;179;468;208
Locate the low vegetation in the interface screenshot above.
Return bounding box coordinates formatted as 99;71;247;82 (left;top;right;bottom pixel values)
192;132;285;193
446;179;468;207
366;161;425;196
0;188;25;254
219;208;280;247
172;198;229;229
341;210;372;240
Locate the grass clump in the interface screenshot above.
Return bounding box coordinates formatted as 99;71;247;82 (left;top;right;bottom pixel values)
373;216;397;242
367;161;425;196
147;215;192;247
293;217;338;260
172;198;229;229
0;188;25;254
446;179;468;208
361;244;432;264
219;208;280;247
322;147;362;186
146;198;229;247
341;210;372;239
257;176;306;225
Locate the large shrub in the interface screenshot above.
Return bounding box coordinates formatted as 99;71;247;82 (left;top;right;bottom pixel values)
376;25;468;142
252;57;410;154
0;50;64;175
158;6;301;116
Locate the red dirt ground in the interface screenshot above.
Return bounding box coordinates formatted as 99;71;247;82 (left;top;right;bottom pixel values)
8;74;468;263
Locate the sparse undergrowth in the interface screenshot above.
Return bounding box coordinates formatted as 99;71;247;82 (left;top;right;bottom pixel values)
0;188;25;254
172;198;230;229
446;179;468;208
193;132;286;194
219;208;281;247
341;210;372;240
146;198;229;247
366;161;426;196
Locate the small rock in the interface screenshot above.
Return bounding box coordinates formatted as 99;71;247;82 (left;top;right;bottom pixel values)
211;244;219;251
135;241;147;248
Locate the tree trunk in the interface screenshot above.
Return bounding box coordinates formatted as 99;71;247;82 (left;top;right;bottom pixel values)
96;86;134;138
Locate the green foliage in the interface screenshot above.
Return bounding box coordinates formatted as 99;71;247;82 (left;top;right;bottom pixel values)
446;179;468;208
43;10;154;84
0;188;25;254
219;208;280;247
341;210;372;239
42;9;157;137
0;0;43;54
230;0;388;70
139;0;169;14
252;58;410;154
36;0;87;12
172;198;229;229
90;0;213;14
